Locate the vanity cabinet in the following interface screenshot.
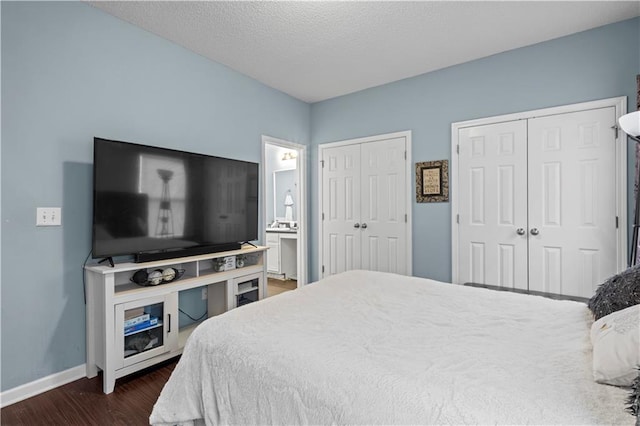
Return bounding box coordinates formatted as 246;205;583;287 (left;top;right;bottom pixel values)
266;232;281;273
266;230;297;280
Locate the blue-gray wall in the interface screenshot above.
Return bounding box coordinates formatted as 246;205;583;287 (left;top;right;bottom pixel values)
310;17;640;283
1;1;638;394
1;1;309;391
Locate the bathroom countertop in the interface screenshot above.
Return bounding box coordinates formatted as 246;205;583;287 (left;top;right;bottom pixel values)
266;228;298;233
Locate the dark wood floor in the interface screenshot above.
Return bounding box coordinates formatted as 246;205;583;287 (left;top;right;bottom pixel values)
1;358;178;425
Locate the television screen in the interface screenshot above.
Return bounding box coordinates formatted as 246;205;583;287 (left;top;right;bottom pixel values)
92;138;258;260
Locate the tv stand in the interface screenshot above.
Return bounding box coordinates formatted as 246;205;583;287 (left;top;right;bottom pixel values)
134;242;242;263
241;241;257;248
98;257;114;268
85;245;267;393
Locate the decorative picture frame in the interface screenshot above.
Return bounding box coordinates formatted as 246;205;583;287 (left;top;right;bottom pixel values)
416;160;449;203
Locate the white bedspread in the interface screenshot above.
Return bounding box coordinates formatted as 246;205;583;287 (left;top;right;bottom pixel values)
150;270;631;425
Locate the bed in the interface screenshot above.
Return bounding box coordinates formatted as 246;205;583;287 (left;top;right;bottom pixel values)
150;270;632;425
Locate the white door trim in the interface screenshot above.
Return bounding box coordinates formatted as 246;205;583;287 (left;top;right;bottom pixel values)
318;131;413;279
261;135;308;287
451;96;628;284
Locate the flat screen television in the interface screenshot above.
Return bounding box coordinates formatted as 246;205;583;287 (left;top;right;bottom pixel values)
92;137;259;263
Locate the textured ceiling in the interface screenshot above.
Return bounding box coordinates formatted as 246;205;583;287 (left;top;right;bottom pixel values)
88;1;640;103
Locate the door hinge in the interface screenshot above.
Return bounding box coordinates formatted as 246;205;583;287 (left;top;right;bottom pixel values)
456;144;459;154
320;160;325;168
322;212;325;220
404;150;407;160
616;216;619;228
322;265;325;273
457;214;460;224
405;214;407;223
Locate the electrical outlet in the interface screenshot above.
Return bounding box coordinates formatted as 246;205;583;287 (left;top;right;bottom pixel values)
201;287;208;300
36;207;62;226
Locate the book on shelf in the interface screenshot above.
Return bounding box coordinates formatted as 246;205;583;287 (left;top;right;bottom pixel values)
124;316;159;334
124;307;145;320
124;313;150;328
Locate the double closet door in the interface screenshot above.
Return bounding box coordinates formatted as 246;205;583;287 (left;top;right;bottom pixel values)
457;106;618;298
321;135;409;278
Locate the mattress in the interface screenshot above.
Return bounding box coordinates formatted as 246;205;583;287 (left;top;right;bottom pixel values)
150;270;631;425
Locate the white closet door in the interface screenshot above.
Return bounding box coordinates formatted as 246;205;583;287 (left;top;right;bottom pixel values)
360;137;408;274
527;107;617;298
458;120;529;289
322;144;362;276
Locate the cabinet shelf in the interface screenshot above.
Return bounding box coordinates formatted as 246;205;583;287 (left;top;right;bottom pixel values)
85;246;267;394
124;321;163;337
88;246;264;276
113;263;264;304
236;285;259;296
114;265;264;303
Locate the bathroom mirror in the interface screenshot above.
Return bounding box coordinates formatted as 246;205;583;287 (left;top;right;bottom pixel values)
274;169;296;221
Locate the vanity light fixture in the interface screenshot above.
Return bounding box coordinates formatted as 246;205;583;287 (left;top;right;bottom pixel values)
282;151;297;161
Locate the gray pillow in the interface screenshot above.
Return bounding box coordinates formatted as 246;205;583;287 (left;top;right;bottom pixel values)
588;265;640;320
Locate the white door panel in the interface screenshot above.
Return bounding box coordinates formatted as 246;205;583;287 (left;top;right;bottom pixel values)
360;138;407;274
322;144;361;275
528;107;617;298
458;120;529;289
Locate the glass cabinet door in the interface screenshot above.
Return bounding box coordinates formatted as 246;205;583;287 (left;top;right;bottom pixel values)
232;272;263;309
114;294;177;369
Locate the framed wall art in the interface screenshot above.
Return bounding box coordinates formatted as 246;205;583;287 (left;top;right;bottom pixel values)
416;159;448;203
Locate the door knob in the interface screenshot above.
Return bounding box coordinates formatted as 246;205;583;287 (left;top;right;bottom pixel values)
530;228;540;236
354;223;360;228
516;228;525;235
361;223;368;229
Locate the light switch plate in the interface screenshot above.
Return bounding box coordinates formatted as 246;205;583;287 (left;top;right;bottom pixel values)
36;207;62;226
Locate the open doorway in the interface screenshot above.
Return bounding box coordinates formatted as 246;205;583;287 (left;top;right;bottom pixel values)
261;136;307;296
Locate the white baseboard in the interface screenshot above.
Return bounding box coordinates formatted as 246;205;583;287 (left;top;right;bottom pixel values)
0;364;86;408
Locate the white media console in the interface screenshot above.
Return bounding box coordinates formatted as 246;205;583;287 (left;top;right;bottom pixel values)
84;245;268;394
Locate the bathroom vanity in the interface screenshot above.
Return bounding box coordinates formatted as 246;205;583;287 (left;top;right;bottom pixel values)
266;227;297;280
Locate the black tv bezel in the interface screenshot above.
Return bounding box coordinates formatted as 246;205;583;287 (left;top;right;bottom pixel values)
91;137;259;262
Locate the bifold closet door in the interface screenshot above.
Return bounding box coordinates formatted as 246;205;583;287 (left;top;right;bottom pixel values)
321;137;408;277
458;107;618;297
527;107;617;298
458;120;529;289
